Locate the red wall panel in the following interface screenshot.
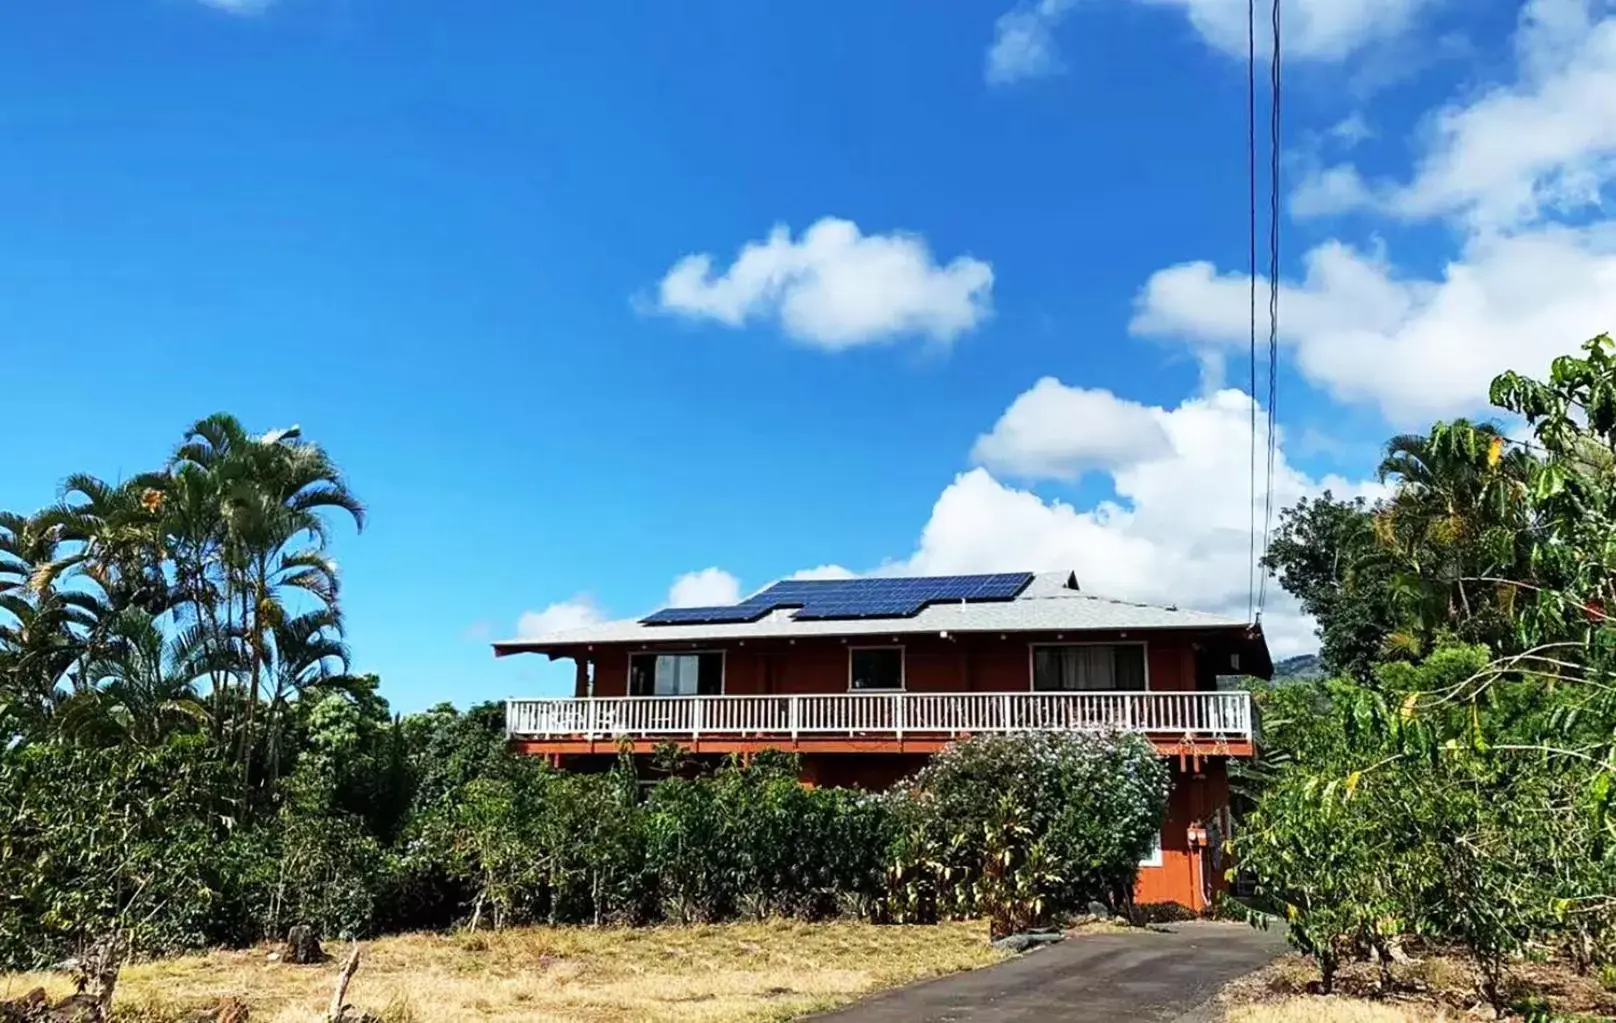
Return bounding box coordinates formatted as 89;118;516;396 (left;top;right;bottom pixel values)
582;631;1206;696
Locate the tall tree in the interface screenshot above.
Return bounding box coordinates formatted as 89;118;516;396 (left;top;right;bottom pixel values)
0;511;101;736
169;414;364;772
56;609;218;746
1375;419;1533;653
1263;493;1398;681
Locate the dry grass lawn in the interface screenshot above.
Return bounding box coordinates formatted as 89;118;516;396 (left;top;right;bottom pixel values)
0;920;1005;1023
1226;998;1453;1022
1216;950;1616;1022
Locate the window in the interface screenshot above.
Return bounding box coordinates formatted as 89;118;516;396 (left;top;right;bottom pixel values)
629;652;723;696
849;647;904;691
1032;644;1146;691
1140;828;1163;868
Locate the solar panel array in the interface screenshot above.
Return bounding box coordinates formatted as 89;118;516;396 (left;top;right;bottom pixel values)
641;572;1033;625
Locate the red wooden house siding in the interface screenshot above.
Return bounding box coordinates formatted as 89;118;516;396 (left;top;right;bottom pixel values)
579;631;1202;697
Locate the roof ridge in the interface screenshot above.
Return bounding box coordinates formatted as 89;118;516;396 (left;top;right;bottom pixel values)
1024;590;1188;613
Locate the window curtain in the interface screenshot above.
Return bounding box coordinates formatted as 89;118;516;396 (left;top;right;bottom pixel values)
1034;645;1146;691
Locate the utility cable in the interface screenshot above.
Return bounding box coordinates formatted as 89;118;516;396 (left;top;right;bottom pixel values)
1245;0;1258;624
1256;0;1282;618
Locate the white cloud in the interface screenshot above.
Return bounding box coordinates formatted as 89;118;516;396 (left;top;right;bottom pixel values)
1328;112;1375;149
516;597;606;639
667;567;743;608
1137;0;1616;426
984;0;1430;88
970;377;1173;479
656;218;993;350
900;385;1381;656
1135;0;1438;61
1289;164;1377;218
986;0;1078;84
1133;225;1616;425
1291;0;1616;230
788;564;859;581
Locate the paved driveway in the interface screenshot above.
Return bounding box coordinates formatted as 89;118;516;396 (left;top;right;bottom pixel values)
818;921;1288;1023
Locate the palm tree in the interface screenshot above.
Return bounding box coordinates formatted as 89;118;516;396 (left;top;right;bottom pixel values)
0;510;104;737
170;414;364;769
261;607;352;782
1376;419;1532;649
56;609;218;746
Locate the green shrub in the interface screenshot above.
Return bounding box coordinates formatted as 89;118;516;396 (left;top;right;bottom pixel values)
643;751;890;922
0;738;236;967
883;731;1169;936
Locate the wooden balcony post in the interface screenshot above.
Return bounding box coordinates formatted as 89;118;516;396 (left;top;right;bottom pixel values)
693;696;704;739
789;696;800;740
585;699;598;741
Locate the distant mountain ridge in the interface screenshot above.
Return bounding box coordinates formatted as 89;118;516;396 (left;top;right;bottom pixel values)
1272;654;1324;681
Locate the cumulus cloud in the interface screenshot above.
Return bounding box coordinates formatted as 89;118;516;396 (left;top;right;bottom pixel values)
1133;0;1616;427
1136;0;1437;61
985;0;1433;81
516;597;606;639
667;567;743;608
1288;0;1616;230
656;218;993;350
788;564;859;581
986;0;1079;84
902;384;1380;655
970;377;1173;479
1133;225;1616;426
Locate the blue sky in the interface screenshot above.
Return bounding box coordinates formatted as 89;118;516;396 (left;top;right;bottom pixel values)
4;0;1614;710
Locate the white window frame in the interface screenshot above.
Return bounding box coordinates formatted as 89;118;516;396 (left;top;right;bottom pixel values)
628;649;727;696
847;645;906;692
1139;828;1164;868
1026;640;1151;692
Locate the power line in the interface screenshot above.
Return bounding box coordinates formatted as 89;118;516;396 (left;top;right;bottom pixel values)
1256;0;1282;618
1245;0;1257;625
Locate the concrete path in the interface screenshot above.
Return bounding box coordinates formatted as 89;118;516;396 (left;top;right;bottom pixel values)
818;921;1289;1023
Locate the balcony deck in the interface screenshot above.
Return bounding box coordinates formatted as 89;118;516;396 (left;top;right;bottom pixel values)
506;690;1255;760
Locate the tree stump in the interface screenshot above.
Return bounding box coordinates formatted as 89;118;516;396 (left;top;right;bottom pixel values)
282;925;326;965
0;990;105;1023
0;988;49;1022
0;934;126;1023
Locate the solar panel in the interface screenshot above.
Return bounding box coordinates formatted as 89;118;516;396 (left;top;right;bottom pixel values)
641;572;1034;625
640;605;772;625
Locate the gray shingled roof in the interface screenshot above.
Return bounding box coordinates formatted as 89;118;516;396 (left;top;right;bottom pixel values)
492;571;1251;655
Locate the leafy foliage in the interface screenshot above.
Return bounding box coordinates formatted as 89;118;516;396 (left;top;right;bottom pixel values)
1245;336;1616;1011
883;731;1168;936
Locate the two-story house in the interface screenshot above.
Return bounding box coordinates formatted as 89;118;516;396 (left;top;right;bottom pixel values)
495;570;1270;911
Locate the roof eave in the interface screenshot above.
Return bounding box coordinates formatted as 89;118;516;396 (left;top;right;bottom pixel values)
491;618;1262;661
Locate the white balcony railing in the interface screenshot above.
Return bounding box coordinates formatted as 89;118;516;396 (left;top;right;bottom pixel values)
505;690;1252;741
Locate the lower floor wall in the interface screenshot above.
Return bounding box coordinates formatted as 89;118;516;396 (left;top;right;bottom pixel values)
1136;759;1230;912
551;751;1233;912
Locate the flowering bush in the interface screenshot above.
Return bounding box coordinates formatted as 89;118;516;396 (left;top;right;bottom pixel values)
884;731;1169;935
